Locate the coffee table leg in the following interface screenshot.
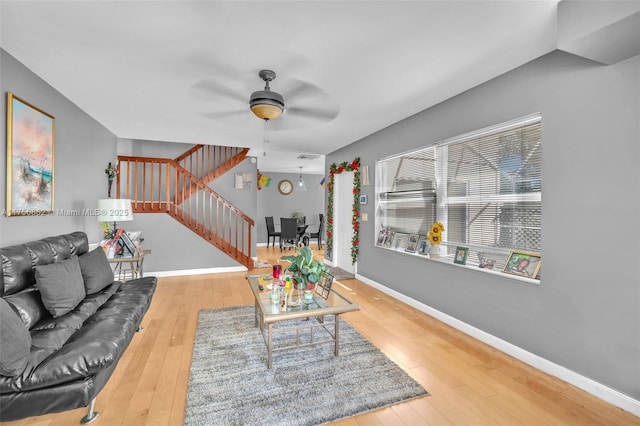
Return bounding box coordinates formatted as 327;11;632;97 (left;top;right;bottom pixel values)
267;323;273;369
334;314;340;356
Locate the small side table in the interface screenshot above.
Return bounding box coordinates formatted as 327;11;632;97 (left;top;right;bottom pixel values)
108;249;151;281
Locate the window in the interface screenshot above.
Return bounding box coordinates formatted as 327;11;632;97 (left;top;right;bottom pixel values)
376;114;542;279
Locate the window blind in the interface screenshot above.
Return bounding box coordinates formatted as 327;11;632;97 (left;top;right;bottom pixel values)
376;114;542;274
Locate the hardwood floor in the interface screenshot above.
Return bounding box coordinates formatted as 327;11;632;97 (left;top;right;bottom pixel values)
5;246;639;425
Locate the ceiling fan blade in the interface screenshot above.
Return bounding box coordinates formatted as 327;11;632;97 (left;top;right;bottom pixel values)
287;106;339;122
200;110;247;120
191;79;246;103
281;78;318;101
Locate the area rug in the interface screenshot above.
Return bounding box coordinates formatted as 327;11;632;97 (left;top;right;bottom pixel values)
185;305;428;425
328;266;355;281
253;259;272;269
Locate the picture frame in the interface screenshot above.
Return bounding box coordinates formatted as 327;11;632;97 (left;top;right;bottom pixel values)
6;93;55;216
118;231;137;256
405;234;419;253
315;272;334;299
503;251;541;278
394;233;408;250
453;246;469;265
477;254;497;270
384;231;395;248
417;235;428;255
376;228;387;246
359;194;367;205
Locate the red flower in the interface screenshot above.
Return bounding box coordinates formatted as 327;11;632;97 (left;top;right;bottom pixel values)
327;232;332;237
329;169;335;175
337;166;344;173
328;218;333;223
350;161;359;170
354;240;359;246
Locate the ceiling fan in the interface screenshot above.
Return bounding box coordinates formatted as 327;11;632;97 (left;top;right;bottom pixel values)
194;69;339;131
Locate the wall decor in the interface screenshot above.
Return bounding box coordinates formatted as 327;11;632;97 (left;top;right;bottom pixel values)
277;179;293;195
503;251;541;278
6;93;55;216
359;194;367;205
454;246;469;265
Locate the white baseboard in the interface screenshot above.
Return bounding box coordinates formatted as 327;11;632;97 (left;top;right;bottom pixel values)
148;266;247;277
355;273;640;417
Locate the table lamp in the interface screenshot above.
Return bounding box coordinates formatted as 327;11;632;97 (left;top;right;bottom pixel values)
97;198;134;234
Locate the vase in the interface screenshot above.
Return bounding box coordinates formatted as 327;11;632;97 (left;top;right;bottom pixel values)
428;244;440;259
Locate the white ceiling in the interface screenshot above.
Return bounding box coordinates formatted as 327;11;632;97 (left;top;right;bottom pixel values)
0;1;559;174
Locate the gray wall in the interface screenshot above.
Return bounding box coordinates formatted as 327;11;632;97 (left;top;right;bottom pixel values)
0;49;116;245
328;50;640;400
256;172;325;245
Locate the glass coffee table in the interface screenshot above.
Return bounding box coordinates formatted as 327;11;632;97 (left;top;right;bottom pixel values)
246;274;360;368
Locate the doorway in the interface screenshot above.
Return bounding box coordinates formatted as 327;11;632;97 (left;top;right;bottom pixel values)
334;171;355;274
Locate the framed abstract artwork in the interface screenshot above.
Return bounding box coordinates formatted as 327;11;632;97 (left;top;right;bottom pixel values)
6;93;55;216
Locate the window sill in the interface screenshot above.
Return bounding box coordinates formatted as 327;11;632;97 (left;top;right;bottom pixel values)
375;244;541;286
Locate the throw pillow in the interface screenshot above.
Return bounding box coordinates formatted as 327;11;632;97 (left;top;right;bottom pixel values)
0;298;31;377
78;247;114;294
35;256;86;318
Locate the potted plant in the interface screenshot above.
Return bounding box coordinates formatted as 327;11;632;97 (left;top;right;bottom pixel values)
290;210;305;223
279;246;329;290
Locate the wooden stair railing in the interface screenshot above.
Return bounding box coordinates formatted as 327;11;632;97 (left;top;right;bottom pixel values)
116;155;254;269
175;144;249;187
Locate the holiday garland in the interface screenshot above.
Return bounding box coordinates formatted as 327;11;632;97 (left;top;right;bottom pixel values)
326;157;361;264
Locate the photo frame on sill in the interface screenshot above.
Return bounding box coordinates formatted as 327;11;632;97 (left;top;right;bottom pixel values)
503;251;541;278
454;246;469;265
417;235;428;255
405;234;419;253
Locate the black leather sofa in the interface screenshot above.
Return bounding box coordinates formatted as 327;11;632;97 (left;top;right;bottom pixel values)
0;232;156;423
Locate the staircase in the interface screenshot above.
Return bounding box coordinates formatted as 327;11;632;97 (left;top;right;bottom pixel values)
116;145;254;269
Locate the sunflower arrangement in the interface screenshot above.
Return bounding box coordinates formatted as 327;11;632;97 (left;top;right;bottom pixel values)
427;221;445;245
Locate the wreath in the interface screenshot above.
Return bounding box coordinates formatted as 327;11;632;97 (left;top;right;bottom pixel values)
326;157;360;264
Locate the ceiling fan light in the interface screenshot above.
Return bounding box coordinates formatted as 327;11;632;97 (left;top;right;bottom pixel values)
250;90;285;120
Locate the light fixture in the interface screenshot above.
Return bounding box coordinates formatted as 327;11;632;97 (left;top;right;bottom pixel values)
296;167;307;192
97;198;134;234
250;70;285;121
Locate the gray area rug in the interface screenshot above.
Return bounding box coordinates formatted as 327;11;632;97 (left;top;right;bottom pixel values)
185;305;428;425
328;266;355;281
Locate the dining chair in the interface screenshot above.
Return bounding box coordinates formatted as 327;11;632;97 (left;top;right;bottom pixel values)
280;217;300;252
265;217;281;248
309;213;324;249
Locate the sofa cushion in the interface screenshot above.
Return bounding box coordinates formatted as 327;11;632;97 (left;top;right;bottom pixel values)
0;298;31;377
3;289;47;329
0;244;33;296
78;248;114;294
35;256;86;318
